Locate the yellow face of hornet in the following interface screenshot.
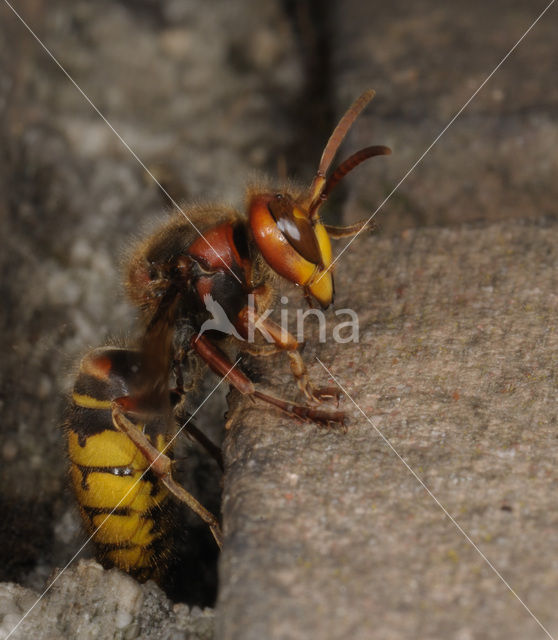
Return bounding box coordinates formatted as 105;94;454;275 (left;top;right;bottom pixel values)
247;89;390;309
248;192;334;308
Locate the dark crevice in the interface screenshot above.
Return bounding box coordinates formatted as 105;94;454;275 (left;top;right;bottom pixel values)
163;401;224;606
281;0;347;224
0;498;54;583
281;1;333;172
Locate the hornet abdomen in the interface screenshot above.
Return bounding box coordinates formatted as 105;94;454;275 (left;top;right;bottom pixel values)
65;347;172;582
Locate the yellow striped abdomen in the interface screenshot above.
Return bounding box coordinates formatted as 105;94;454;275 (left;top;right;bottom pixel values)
66;347;173;582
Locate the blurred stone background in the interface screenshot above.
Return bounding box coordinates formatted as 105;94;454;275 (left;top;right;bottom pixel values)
0;1;556;639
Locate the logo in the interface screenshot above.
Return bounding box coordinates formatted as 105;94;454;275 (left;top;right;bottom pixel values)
197;294;244;340
197;294;359;343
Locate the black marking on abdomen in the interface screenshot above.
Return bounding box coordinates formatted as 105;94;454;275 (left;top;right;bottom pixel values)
74;463;138;491
81;504;132;518
66;404;114;439
95;540;136;552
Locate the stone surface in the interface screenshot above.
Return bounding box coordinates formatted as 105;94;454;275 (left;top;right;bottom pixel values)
329;0;558;230
0;559;215;640
218;220;558;640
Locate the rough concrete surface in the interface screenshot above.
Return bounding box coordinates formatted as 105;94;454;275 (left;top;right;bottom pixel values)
0;1;557;639
218;220;558;639
0;559;215;640
330;0;558;231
